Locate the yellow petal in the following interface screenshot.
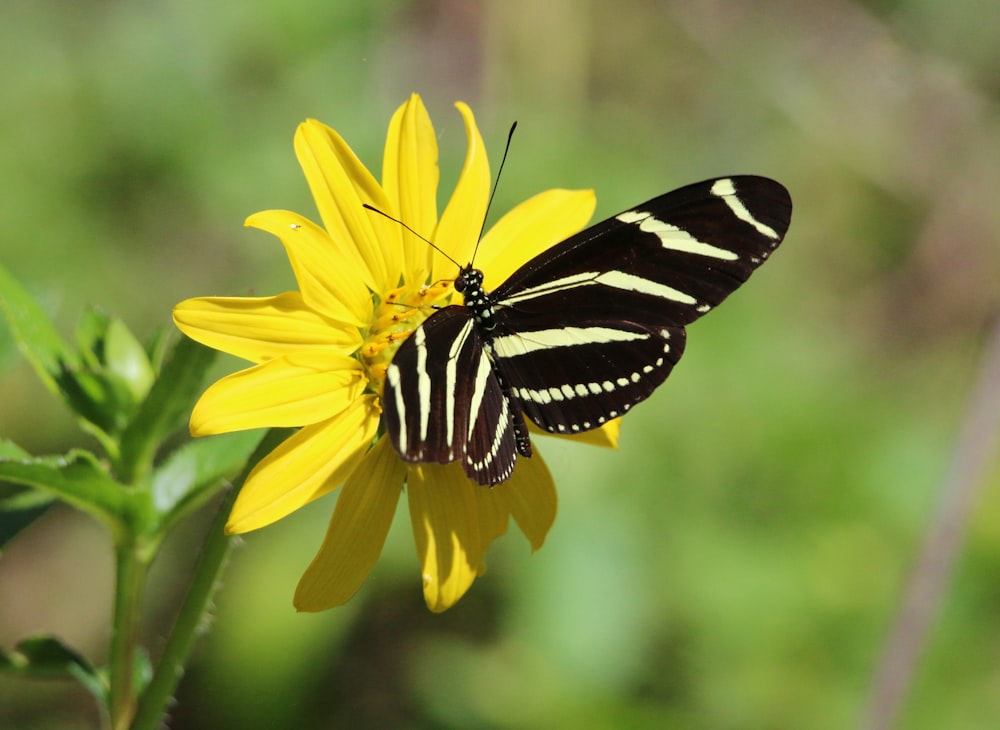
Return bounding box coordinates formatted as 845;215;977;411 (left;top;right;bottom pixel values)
472;486;512;575
407;462;484;612
477;188;596;290
294;436;405;611
190;353;366;435
432;102;490;283
245;210;371;325
173;293;361;364
226;394;379;533
574;419;621;448
502;451;557;551
383;94;439;285
295;119;400;294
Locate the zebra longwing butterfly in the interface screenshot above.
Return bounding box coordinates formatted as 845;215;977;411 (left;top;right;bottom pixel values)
383;176;792;486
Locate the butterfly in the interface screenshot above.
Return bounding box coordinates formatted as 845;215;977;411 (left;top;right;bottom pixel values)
381;175;792;485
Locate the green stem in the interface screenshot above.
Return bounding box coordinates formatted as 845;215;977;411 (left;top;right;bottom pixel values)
108;535;149;730
130;491;235;730
131;429;285;730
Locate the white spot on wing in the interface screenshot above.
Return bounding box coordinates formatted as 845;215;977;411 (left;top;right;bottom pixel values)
469;395;510;475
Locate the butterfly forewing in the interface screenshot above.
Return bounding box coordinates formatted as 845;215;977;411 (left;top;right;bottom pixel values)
383;175;792;485
493;176;790;327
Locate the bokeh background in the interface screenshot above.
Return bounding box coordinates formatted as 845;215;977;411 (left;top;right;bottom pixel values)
2;0;1000;728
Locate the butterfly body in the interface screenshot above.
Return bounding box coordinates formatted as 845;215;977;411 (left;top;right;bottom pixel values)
383;176;792;485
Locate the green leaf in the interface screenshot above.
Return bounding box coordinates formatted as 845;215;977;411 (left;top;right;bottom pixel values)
117;335;217;484
0;636;106;701
144;325;173;374
0;439;30;460
58;365;135;436
105;318;156;403
152;429;265;530
0;262;78;393
65;309;154;434
0;316;16;372
0;450;128;534
0;266;123;448
75;306;111;370
0;488;55;551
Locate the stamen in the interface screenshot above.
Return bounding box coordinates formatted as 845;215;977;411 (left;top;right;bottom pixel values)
405;280;451;306
382;286;406;304
362;328;415;357
372;307;416;331
358;279;455;397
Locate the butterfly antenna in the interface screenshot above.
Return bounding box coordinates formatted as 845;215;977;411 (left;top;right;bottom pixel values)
362;204;463;270
470;121;517;265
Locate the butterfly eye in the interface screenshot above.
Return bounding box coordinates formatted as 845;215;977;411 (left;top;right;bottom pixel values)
454;274;467;293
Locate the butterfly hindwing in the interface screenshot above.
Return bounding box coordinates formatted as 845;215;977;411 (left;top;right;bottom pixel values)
489;320;687;435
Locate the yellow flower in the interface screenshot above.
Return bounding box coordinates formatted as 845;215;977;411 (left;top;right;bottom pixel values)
173;94;619;612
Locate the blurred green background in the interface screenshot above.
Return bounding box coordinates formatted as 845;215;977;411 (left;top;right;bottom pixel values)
2;0;1000;728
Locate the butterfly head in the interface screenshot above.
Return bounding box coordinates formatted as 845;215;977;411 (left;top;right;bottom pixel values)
453;266;482;294
454;266;497;331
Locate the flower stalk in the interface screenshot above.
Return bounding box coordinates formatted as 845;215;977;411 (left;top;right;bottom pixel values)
108;535;150;730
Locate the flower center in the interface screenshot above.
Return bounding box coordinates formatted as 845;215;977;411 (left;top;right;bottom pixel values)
359;280;453;395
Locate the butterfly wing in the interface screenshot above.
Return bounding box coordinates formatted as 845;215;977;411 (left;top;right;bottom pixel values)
489;176;790;434
493;176;790;326
384;175;792;481
383;306;519;485
488;320;686;435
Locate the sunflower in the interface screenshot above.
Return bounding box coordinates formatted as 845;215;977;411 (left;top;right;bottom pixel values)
173;94;618;612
